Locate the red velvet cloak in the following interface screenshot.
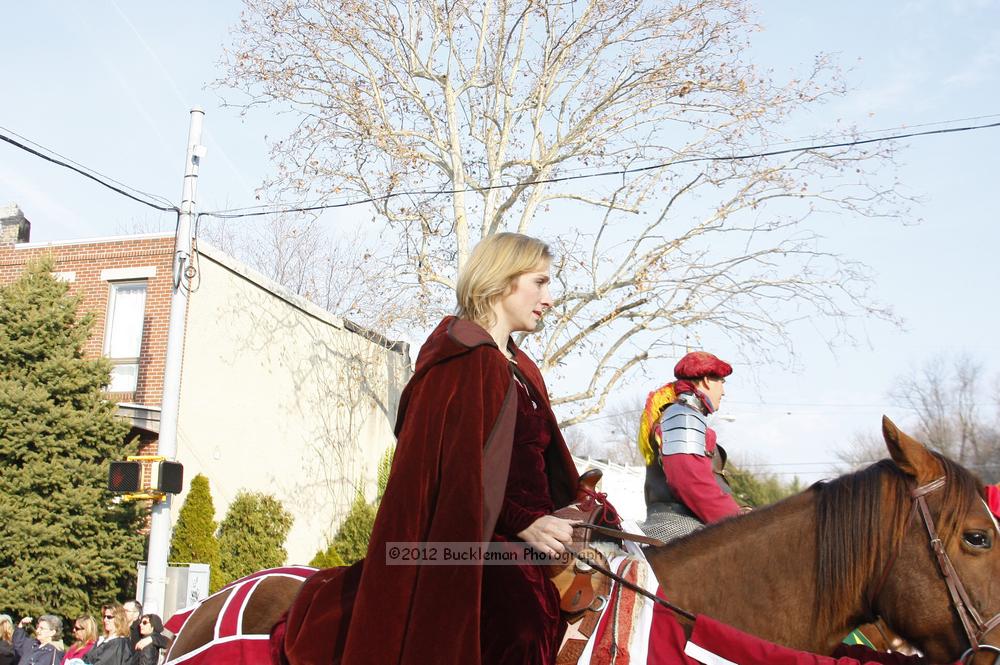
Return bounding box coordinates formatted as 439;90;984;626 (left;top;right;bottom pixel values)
281;316;578;665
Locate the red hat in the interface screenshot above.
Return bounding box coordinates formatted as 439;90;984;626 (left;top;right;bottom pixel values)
986;485;1000;520
673;351;733;380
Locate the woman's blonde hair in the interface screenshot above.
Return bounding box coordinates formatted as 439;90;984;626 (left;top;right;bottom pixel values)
73;614;98;647
456;233;552;327
101;603;129;638
0;615;12;643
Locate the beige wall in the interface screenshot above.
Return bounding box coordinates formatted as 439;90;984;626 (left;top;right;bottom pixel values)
175;243;407;565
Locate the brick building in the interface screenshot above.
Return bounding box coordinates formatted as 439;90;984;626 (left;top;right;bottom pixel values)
0;203;410;564
0;204;174;458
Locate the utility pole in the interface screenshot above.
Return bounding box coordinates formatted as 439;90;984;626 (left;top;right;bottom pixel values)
142;108;205;614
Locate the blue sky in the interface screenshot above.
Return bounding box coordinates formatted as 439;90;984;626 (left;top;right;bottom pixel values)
2;1;998;482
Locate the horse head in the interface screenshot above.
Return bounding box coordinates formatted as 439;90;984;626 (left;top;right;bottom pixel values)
874;416;1000;664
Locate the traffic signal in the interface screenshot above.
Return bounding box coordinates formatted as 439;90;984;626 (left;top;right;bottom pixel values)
108;461;143;492
108;458;184;497
158;461;184;494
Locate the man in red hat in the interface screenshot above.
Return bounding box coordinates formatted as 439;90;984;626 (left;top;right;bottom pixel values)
636;351;745;540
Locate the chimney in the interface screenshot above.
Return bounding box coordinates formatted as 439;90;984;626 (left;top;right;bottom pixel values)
1;203;31;244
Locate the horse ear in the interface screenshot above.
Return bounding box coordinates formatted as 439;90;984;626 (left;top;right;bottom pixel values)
882;415;942;482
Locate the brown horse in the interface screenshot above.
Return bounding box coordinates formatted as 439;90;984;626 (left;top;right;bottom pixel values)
644;416;1000;663
166;417;1000;664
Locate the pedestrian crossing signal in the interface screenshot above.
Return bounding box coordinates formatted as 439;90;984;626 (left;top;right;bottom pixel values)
108;461;143;492
158;461;183;494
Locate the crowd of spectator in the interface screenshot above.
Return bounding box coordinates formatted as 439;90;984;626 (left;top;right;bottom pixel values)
0;601;171;665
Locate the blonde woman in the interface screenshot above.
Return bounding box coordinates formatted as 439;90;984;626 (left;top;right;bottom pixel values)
82;606;130;665
283;233;580;665
62;615;97;665
0;615;14;665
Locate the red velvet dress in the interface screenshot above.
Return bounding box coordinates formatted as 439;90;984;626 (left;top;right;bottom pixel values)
480;375;566;665
278;318;578;665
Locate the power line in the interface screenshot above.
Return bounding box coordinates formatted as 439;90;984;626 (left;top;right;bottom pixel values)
495;112;1000;180
737;461;842;467
0;124;177;209
581;395;1000;423
0;129;178;213
6;115;998;221
582;404;901;424
197;118;1000;221
736;113;1000;152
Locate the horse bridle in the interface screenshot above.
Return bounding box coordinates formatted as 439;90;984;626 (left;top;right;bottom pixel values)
874;476;1000;663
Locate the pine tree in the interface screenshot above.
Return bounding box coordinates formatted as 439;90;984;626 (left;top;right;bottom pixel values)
308;543;345;568
328;491;377;565
216;491;293;587
0;258;144;618
727;465;799;507
308;493;375;568
310;447;393;568
170;474;222;592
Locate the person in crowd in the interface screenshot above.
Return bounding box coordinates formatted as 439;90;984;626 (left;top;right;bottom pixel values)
131;615;167;665
12;616;64;665
83;606;130;665
282;232;580;665
62;616;97;665
637;350;748;541
120;604;140;651
0;615;15;665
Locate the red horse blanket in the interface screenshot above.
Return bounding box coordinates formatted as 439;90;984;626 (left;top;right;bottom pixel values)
163;557;946;665
163;566;317;665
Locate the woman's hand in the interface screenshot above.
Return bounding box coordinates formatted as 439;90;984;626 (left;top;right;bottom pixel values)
135;636;153;650
517;515;576;556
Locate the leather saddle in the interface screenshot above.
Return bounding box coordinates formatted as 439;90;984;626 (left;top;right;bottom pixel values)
547;468;622;616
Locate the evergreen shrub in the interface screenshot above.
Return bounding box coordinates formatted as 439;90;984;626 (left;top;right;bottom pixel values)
216;491;293;587
170;473;222;592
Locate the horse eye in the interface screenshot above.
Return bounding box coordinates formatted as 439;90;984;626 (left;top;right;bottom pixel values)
963;531;992;549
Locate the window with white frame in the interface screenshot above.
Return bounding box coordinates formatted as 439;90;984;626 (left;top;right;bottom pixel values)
104;281;148;392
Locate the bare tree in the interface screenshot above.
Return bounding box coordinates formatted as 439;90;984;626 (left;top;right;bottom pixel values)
840;355;1000;483
890;355;1000;482
561;423;598;458
835;430;888;471
199;214;423;331
217;0;907;424
595;397;645;466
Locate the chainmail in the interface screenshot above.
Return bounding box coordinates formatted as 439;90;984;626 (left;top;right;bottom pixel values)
638;510;704;543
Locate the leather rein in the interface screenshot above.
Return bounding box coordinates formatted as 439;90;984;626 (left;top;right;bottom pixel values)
870;477;1000;662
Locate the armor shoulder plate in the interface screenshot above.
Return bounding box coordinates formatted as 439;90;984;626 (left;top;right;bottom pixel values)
660;402;709;457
